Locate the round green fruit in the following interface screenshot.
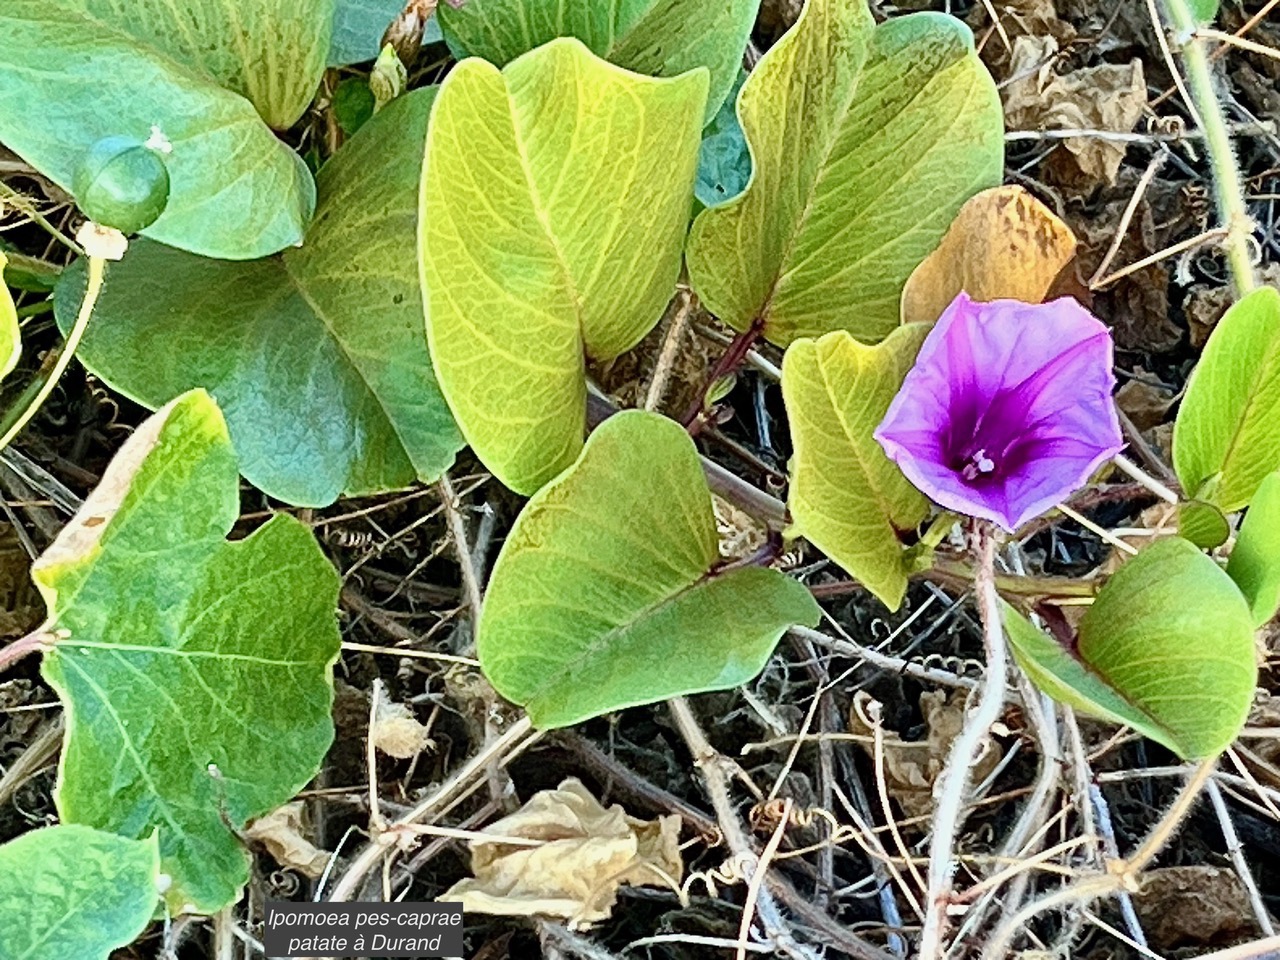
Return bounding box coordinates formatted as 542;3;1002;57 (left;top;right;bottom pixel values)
73;136;171;235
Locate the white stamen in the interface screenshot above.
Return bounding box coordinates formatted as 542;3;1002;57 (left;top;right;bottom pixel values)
961;448;997;481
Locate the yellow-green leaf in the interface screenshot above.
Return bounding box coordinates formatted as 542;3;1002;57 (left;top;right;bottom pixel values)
1174;286;1280;511
781;325;929;610
686;2;1003;347
1178;499;1230;549
421;40;706;495
479;411;821;728
438;0;758;122
1187;0;1220;24
1227;471;1280;626
0;253;19;381
1006;537;1257;759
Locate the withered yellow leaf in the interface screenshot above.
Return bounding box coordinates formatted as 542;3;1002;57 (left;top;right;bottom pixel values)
901;185;1078;326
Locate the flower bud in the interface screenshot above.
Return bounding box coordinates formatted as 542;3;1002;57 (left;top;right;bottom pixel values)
370;43;408;113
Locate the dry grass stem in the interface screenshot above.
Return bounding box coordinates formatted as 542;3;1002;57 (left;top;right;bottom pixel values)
1206;778;1275;936
643;289;695;412
326;715;538;903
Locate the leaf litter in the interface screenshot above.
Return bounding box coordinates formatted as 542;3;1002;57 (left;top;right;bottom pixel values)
440;778;683;925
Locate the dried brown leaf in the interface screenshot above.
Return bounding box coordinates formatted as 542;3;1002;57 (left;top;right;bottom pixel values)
850;691;1000;821
968;0;1077;79
1003;36;1146;184
0;525;40;639
1115;369;1175;432
440;778;683;926
714;494;768;561
244;802;331;879
1187;269;1280;348
901;186;1078;325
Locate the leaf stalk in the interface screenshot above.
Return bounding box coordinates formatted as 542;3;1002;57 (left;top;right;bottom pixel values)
0;255;105;451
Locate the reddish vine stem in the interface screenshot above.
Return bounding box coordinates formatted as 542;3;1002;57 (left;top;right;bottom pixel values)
680;319;764;432
713;530;784;575
0;629;52;674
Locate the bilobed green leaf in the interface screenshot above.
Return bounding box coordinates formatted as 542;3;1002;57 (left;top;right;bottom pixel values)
66;0;331;128
782;325;929;610
1174;287;1280;512
696;70;752;209
1004;605;1162;737
1006;538;1257;759
686;1;1004;347
438;0;757;121
421;40;706;495
329;0;443;66
1178;499;1230;549
0;826;159;960
56;90;462;507
0;253;19;381
0;1;318;259
1227;471;1280;626
479;411;821;728
35;390;341;912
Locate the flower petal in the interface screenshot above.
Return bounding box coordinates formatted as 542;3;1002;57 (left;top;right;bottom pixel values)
875;293;1124;531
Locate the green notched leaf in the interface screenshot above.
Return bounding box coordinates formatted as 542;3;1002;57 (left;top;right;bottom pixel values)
329;0;443;66
422;40;706;495
56;90;462;507
34;391;341;912
0;0;322;259
479;411;821;728
0;826;159;960
1178;499;1230;549
1227;471;1280;627
696;70;752;209
0;254;19;382
66;0;331;128
1006;538;1257;759
438;0;757;121
686;0;1004;347
1175;287;1280;512
782;325;929;610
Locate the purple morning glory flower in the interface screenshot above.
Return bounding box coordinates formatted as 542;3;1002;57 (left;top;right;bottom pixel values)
874;293;1124;532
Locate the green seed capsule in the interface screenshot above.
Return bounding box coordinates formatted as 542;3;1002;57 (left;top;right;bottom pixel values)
73;135;171;235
